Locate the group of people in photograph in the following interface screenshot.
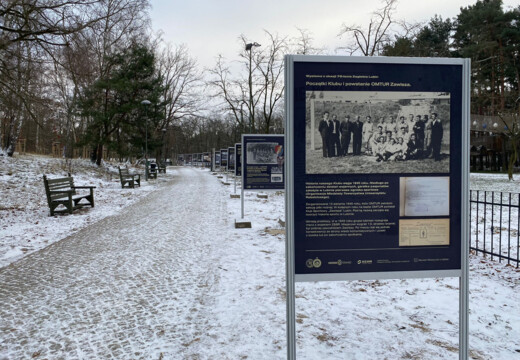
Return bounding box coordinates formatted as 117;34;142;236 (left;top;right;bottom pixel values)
249;143;277;164
318;111;444;162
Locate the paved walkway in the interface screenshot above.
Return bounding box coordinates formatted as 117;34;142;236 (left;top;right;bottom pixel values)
0;168;228;359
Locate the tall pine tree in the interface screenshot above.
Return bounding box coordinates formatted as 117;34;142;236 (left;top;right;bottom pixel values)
77;43;165;165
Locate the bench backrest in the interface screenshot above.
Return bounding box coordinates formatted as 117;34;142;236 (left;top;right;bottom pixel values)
119;167;130;177
43;175;76;205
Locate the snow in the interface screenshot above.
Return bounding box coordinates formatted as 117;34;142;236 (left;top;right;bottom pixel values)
470;172;520;194
0;154;519;359
0;154;161;268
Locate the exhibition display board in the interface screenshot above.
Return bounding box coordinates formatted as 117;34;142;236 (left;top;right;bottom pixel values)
220;149;228;169
203;152;211;167
286;56;469;280
227;147;235;172
214;150;221;169
284;55;470;359
242;134;285;190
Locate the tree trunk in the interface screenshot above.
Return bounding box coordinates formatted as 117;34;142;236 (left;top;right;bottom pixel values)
96;143;103;166
5;114;22;157
491;55;496;115
499;41;505;111
506;132;519;181
508;146;516;181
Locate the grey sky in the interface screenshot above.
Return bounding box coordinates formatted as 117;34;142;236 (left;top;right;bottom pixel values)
150;0;518;70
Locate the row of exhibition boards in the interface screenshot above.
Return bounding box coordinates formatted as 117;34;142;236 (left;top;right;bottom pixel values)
177;134;285;191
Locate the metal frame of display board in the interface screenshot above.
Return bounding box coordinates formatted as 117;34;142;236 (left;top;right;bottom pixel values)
284;55;470;360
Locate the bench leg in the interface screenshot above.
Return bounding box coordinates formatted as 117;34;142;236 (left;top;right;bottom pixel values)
122;179;135;188
67;195;73;214
89;189;94;207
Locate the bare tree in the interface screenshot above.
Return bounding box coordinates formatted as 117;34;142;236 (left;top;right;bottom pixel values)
237;34;265;133
158;43;202;129
256;31;287;134
0;0;149;156
291;28;323;55
86;0;150;78
208;31;288;134
207;54;249;132
499;111;520;181
0;40;42;155
338;0;399;56
50;0;150;162
0;0;106;51
151;42;203;161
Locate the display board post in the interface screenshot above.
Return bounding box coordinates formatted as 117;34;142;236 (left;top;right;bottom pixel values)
285;56;297;360
285;55;469;359
241;143;245;219
235;143;242;198
241;185;245;219
459;58;471;360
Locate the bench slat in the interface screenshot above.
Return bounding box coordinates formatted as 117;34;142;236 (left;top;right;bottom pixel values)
46;178;73;184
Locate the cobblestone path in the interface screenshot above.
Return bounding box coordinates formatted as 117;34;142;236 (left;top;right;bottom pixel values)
0;168;227;359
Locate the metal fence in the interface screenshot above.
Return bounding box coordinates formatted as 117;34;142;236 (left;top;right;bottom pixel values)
470;190;520;267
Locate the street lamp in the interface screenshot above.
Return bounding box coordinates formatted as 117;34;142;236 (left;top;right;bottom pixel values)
245;42;260;133
161;127;167;163
141;99;151;180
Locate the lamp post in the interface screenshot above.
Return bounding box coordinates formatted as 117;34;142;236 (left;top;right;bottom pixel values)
161;127;167;163
141;99;151;180
245;42;260;133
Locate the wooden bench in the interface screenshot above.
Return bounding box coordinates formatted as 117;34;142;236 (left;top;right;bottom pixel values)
43;174;96;216
118;166;141;188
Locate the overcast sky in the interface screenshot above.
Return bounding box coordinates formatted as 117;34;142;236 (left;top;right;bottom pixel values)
149;0;518;70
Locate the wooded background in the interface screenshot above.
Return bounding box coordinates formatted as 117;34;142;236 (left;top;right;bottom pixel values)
1;0;519;166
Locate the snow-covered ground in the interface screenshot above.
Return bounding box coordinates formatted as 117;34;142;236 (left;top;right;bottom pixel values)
0;154;167;268
0;154;519;359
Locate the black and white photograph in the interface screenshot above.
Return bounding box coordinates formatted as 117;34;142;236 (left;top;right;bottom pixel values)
306;91;450;174
246;142;278;165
